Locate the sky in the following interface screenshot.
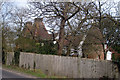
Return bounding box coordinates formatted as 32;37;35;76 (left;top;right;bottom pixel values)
114;0;120;2
13;0;28;8
12;0;120;28
13;0;120;16
12;0;120;7
12;0;120;2
2;0;120;31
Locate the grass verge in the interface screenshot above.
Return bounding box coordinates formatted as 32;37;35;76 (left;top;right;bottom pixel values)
2;64;65;78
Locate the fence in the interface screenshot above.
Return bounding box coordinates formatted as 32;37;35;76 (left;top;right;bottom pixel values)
6;52;119;78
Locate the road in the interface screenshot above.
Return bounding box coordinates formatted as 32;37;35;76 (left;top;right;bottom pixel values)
1;69;37;80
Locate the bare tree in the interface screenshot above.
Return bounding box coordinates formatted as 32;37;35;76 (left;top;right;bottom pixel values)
30;2;104;56
0;2;14;52
89;0;119;59
31;2;83;55
10;6;33;37
29;1;119;58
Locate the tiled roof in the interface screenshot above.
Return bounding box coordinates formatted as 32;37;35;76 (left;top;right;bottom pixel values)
23;18;54;40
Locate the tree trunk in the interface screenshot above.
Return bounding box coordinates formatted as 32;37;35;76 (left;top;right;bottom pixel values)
66;43;72;56
58;19;66;56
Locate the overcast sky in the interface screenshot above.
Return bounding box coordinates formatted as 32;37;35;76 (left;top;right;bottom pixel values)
14;0;120;7
2;0;120;32
114;0;120;2
12;0;120;2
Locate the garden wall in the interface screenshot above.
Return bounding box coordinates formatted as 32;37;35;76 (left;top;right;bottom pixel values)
18;52;119;78
6;52;14;65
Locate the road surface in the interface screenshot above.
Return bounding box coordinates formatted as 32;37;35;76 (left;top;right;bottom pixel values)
1;69;36;80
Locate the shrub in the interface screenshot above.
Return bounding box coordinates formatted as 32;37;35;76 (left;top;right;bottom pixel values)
15;36;57;55
14;50;20;66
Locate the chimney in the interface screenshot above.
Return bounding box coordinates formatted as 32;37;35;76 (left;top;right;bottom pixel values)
34;18;44;29
25;21;32;27
34;18;43;22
